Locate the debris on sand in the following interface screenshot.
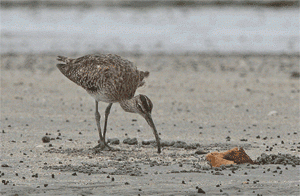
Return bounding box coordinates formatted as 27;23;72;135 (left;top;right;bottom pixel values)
107;138;120;145
256;153;300;165
123;138;138;145
42;136;51;143
290;71;300;78
206;147;253;167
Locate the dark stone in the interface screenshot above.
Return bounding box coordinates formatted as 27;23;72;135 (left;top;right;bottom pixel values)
107;138;120;145
1;164;9;167
197;188;206;194
161;140;175;147
185;143;200;149
290;71;300;78
194;150;208;155
142;140;152;145
213;172;224;175
173;141;187;148
123;138;138;145
42;136;50;143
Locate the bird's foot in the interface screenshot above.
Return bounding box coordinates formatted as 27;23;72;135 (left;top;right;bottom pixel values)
93;140;118;153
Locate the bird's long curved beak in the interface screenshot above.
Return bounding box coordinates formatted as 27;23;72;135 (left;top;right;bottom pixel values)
145;114;161;153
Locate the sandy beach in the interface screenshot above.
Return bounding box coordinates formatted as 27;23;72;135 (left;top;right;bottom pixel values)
0;53;299;195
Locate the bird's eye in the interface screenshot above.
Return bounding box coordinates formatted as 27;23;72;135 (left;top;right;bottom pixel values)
137;103;143;112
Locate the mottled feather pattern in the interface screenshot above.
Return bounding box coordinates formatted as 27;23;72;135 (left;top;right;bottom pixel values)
57;54;149;102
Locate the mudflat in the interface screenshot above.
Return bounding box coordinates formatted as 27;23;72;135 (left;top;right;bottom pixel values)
1;54;299;195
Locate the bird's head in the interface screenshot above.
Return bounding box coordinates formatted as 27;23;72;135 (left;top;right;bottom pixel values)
134;94;153;117
120;94;161;153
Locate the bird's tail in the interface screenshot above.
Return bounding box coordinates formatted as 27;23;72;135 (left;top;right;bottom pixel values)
57;56;70;63
138;71;150;87
143;71;150;78
56;56;71;75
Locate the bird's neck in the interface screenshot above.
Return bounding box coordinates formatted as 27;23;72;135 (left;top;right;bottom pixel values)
119;99;136;113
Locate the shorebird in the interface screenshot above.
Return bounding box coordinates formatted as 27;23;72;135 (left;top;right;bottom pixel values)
56;54;161;153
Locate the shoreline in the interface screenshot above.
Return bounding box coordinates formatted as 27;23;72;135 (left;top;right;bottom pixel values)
1;0;299;8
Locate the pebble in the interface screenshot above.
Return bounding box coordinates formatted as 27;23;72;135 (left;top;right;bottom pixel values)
268;111;278;116
185;143;200;149
1;164;9;167
161;140;176;147
173;141;187;148
197;188;206;194
123;138;138;145
107;138;120;145
194;150;208;155
42;136;51;143
142;140;153;145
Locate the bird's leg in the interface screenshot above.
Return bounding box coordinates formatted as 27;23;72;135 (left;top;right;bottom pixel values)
95;100;103;141
103;103;113;141
93;101;111;151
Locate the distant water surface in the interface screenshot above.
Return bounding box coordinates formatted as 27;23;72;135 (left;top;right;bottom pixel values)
1;7;299;54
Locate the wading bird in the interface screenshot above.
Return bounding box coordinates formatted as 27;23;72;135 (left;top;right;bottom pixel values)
56;54;161;153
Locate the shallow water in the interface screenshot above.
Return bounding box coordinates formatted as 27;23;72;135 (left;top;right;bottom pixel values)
1;6;299;54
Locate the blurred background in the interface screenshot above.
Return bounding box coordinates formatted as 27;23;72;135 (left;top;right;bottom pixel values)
1;0;299;55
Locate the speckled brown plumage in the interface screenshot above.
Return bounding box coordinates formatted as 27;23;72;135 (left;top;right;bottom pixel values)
57;54;149;103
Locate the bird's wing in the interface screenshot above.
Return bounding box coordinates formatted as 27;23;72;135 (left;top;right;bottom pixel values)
57;54;145;100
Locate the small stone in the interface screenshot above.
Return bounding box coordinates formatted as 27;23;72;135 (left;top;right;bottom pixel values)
185;143;200;149
1;164;9;167
44;184;48;187
173;141;187;148
125;182;130;185
197;188;206;194
268;111;278;116
107;138;120;145
72;172;77;176
142;140;152;145
161;140;175;147
195;149;208;155
290;71;300;78
42;136;50;143
123;138;138;145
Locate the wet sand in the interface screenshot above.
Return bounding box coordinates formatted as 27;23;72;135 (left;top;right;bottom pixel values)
0;53;299;195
